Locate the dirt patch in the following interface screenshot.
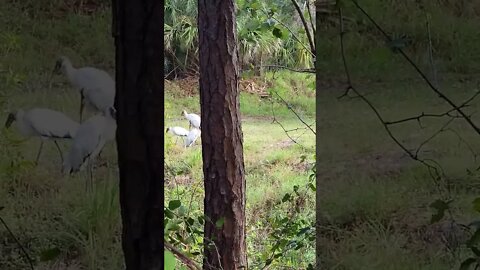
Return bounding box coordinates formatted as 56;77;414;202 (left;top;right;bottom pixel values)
165;76;271;98
319;150;413;180
165;175;197;188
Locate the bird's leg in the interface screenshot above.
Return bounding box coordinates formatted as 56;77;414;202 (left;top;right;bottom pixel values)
53;140;64;164
79;89;85;123
89;161;94;192
35;140;44;166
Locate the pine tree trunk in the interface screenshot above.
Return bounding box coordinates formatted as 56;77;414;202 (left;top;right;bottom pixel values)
112;1;163;269
198;0;247;269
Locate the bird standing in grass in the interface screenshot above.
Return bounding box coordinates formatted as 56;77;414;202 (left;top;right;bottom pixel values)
185;127;201;148
62;107;117;191
182;110;201;129
4;108;79;165
51;56;115;123
166;126;189;144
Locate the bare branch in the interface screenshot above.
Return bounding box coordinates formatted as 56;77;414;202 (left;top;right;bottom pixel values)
337;7;445;188
349;0;480;136
261;65;315;74
164;241;202;270
0;213;34;270
264;13;315;57
271;91;316;135
306;0;316;38
290;0;316;55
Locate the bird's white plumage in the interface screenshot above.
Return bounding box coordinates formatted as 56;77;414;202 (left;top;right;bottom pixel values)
185;128;201;147
63;109;116;174
58;57;115;113
182;110;201;129
12;108;79;139
167;126;189;137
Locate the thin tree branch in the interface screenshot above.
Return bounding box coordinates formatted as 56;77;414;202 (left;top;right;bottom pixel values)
306;0;316;39
338;7;445;190
264;13;315;57
349;0;480;136
261;65;315;74
290;0;316;55
0;212;34;270
164;241;202;270
271;91;316;135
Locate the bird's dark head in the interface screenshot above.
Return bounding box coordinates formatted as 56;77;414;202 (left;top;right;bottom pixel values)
53;59;63;74
4;112;16;129
166;127;170;133
53;56;69;75
107;107;117;120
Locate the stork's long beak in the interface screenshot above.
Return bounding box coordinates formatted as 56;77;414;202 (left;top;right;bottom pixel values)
48;61;61;89
5;113;15;128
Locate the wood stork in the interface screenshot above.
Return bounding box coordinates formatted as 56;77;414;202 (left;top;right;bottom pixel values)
62;107;116;191
185;127;201;148
182;110;201;129
51;56;115;123
4;108;79;165
166;126;189;144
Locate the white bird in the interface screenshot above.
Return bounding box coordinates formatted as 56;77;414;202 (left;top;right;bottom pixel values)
185;127;201;148
51;56;115;123
62;107;116;190
166;126;189;144
182;110;201;129
4;108;79;165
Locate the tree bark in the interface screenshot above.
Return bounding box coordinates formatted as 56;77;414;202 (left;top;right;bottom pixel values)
112;0;163;269
198;0;247;269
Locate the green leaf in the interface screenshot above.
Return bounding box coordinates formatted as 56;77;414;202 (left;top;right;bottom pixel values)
39;247;61;262
272;27;283;39
165;208;174;219
187;217;195;226
308;183;316;191
177;205;186;216
215;217;225;228
168;200;181;210
471;246;480;257
297;226;311;236
164;250;176;270
473;197;480;213
460;258;476;270
429;199;451;224
467;228;480;247
282;193;291;203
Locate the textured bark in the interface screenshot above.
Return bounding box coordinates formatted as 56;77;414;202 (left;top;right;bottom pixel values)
198;0;247;269
315;2;321;269
112;0;163;269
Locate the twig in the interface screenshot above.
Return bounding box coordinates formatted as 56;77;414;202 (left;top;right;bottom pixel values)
349;0;480;137
289;0;316;55
164;241;202;270
262;13;315;57
270;99;304;147
261;65;315;74
271;91;316;135
306;0;316;38
337;7;445;191
0;213;34;270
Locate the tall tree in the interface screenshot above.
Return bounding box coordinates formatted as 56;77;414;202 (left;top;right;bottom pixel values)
112;0;163;269
198;0;247;269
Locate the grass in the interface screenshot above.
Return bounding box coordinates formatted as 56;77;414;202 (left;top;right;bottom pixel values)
318;79;480;269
